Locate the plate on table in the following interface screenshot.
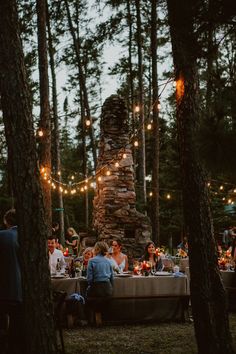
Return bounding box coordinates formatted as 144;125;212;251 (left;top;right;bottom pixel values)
51;274;66;279
154;271;172;276
115;273;133;278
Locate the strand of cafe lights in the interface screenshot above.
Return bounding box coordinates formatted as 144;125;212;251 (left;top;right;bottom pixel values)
39;76;236;206
39;76;176;194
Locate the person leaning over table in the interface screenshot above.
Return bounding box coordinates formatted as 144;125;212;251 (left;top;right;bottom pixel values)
48;236;66;274
140;241;163;271
65;227;80;256
111;238;129;272
86;242;113;325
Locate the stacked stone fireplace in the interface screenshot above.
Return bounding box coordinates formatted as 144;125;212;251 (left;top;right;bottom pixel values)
93;95;151;259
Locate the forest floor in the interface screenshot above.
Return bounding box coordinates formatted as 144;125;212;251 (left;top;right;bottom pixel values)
63;313;236;354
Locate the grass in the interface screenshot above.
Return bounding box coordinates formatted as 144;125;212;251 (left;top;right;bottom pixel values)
63;313;236;354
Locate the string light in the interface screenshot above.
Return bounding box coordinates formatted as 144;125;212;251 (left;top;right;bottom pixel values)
37;129;44;137
147;123;152;130
166;193;171;199
85;119;91;127
134;105;140;113
134;141;139;147
122;153;127;159
106;170;111;176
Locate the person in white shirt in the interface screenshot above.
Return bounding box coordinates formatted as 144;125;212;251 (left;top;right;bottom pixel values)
48;236;66;275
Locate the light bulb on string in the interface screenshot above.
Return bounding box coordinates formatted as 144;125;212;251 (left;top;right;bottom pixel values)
64;190;68;194
37;128;44;137
106;170;111;176
228;199;232;204
234;189;236;193
85;119;91;127
219;185;224;190
166;193;171;199
81;187;84;192
123;153;127;159
207;182;211;187
57;171;61;176
97;176;102;182
147;123;152;130
84;185;88;190
134;105;140;113
149;192;153;197
157;101;161;111
115;162;119;168
134;140;139;147
71;175;75;180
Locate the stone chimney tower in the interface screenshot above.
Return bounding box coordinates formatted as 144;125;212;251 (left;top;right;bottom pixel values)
93;95;151;258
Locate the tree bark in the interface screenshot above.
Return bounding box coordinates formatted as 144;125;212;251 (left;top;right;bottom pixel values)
167;1;234;353
0;1;57;353
37;0;52;235
46;0;65;244
64;0;97;171
135;0;147;207
150;0;160;245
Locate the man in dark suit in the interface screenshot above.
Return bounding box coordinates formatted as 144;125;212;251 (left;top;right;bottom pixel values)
0;209;24;354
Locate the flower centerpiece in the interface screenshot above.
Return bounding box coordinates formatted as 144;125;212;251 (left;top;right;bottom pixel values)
141;261;151;276
176;248;188;258
218;248;232;270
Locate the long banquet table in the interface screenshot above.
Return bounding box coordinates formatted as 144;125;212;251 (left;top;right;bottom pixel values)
52;274;189;323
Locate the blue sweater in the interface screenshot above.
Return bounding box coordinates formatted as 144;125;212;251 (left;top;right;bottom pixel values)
87;254;113;285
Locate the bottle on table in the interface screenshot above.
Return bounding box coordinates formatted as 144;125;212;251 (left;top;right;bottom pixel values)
70;258;76;278
56;258;61;274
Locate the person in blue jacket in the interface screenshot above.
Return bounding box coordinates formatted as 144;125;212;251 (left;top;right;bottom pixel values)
86;241;113;325
0;209;24;353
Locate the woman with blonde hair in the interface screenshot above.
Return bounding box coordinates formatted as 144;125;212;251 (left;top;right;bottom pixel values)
86;242;113;324
65;227;80;256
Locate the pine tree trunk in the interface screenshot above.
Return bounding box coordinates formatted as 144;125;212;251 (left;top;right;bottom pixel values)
64;0;97;170
46;1;65;244
150;0;160;245
0;1;57;353
135;0;147;207
36;0;52;234
167;1;234;353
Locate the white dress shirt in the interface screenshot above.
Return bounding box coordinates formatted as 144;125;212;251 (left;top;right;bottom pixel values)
49;248;66;274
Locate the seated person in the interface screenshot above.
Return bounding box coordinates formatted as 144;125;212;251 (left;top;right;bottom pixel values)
48;236;66;274
140;241;163;271
106;247;119;273
111;239;128;272
55;238;64;252
177;236;188;257
66;227;80;256
82;247;94;275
